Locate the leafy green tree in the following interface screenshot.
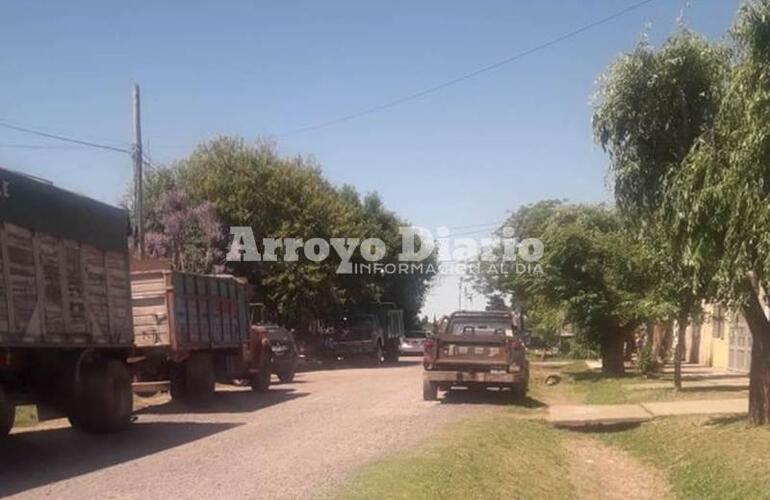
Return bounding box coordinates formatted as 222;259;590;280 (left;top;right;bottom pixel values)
472;202;653;375
485;295;508;312
470;200;566;342
534;205;653;375
593;29;729;386
668;0;770;423
142;137;435;329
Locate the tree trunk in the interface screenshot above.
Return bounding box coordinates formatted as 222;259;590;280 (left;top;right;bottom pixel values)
741;288;770;425
652;320;673;364
624;331;636;361
600;332;625;376
674;314;688;390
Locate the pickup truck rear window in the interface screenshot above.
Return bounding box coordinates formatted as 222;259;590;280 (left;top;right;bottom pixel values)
447;322;512;336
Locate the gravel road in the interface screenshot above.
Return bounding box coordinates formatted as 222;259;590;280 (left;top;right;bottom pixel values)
0;360;503;499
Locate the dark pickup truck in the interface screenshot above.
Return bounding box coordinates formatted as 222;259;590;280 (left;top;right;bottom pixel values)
325;304;404;364
422;310;529;401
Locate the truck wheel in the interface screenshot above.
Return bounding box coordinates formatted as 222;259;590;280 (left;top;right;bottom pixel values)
169;363;187;400
185;353;215;404
512;367;530;401
69;360;133;434
277;368;295;383
250;368;271;392
510;383;527;401
423;380;438;401
0;386;15;437
383;343;400;363
371;342;383;365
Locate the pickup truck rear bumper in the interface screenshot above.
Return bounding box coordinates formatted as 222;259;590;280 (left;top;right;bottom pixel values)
423;370;525;385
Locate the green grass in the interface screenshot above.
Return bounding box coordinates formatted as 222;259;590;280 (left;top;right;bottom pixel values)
336;364;761;500
338;417;573;500
600;416;770;500
556;366;748;405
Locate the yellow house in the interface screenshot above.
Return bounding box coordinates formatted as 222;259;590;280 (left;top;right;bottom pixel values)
684;303;752;372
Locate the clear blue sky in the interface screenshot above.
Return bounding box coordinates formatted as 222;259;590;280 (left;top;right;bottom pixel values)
0;0;741;316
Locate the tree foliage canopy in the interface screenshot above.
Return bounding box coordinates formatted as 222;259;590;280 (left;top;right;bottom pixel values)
470;201;654;373
593;30;729;217
142;137;436;328
668;1;770;305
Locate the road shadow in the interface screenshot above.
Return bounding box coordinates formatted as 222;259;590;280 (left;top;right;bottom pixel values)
0;420;238;497
559;421;643;433
568;371;637;382
440;388;547;408
299;358;421;372
679;373;750;381
678;385;748;393
704;414;749;427
135;387;308;415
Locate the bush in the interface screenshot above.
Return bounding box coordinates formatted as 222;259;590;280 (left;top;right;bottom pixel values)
636;344;660;376
561;338;599;360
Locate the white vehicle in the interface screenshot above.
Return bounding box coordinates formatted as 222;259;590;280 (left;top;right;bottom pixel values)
400;330;428;355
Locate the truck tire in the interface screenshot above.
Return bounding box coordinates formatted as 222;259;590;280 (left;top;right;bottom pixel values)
169;363;187;400
510;379;528;401
370;341;383;366
511;366;530;401
0;386;15;437
184;353;215;404
423;380;438;401
277;368;295;383
383;341;400;363
69;360;133;434
250;368;271;392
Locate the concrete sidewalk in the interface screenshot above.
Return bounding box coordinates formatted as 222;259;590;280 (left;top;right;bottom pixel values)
547;398;747;427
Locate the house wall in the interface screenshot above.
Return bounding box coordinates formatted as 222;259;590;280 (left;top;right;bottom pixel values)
686;303;730;370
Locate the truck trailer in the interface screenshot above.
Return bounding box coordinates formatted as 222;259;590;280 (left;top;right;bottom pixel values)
130;268;273;402
0;167;134;436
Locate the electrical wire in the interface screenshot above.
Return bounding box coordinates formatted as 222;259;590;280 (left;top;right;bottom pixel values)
275;0;658;137
0;143;88;150
0;121;131;154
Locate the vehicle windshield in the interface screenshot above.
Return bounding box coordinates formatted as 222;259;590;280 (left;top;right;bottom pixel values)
447;321;512;336
266;327;291;341
405;331;427;338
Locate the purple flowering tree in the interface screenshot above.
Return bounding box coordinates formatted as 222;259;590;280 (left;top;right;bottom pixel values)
145;188;226;273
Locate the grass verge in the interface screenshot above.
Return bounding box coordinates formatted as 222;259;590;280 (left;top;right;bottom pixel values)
337;417;572;500
600;415;770;500
540;363;749;405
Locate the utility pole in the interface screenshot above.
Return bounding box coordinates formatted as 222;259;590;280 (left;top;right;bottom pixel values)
132;83;144;258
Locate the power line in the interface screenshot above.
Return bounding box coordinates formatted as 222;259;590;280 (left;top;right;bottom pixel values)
0;121;131;154
449;227;507;238
276;0;658;137
445;221;504;231
0;143;89;150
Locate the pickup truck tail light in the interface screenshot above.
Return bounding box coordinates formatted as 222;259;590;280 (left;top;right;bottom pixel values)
423;338;435;366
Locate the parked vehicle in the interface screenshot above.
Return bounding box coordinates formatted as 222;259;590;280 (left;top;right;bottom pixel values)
400;330;428;355
422;310;529;401
130;268;273;403
0;167;134;436
325;303;404;364
258;324;299;383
